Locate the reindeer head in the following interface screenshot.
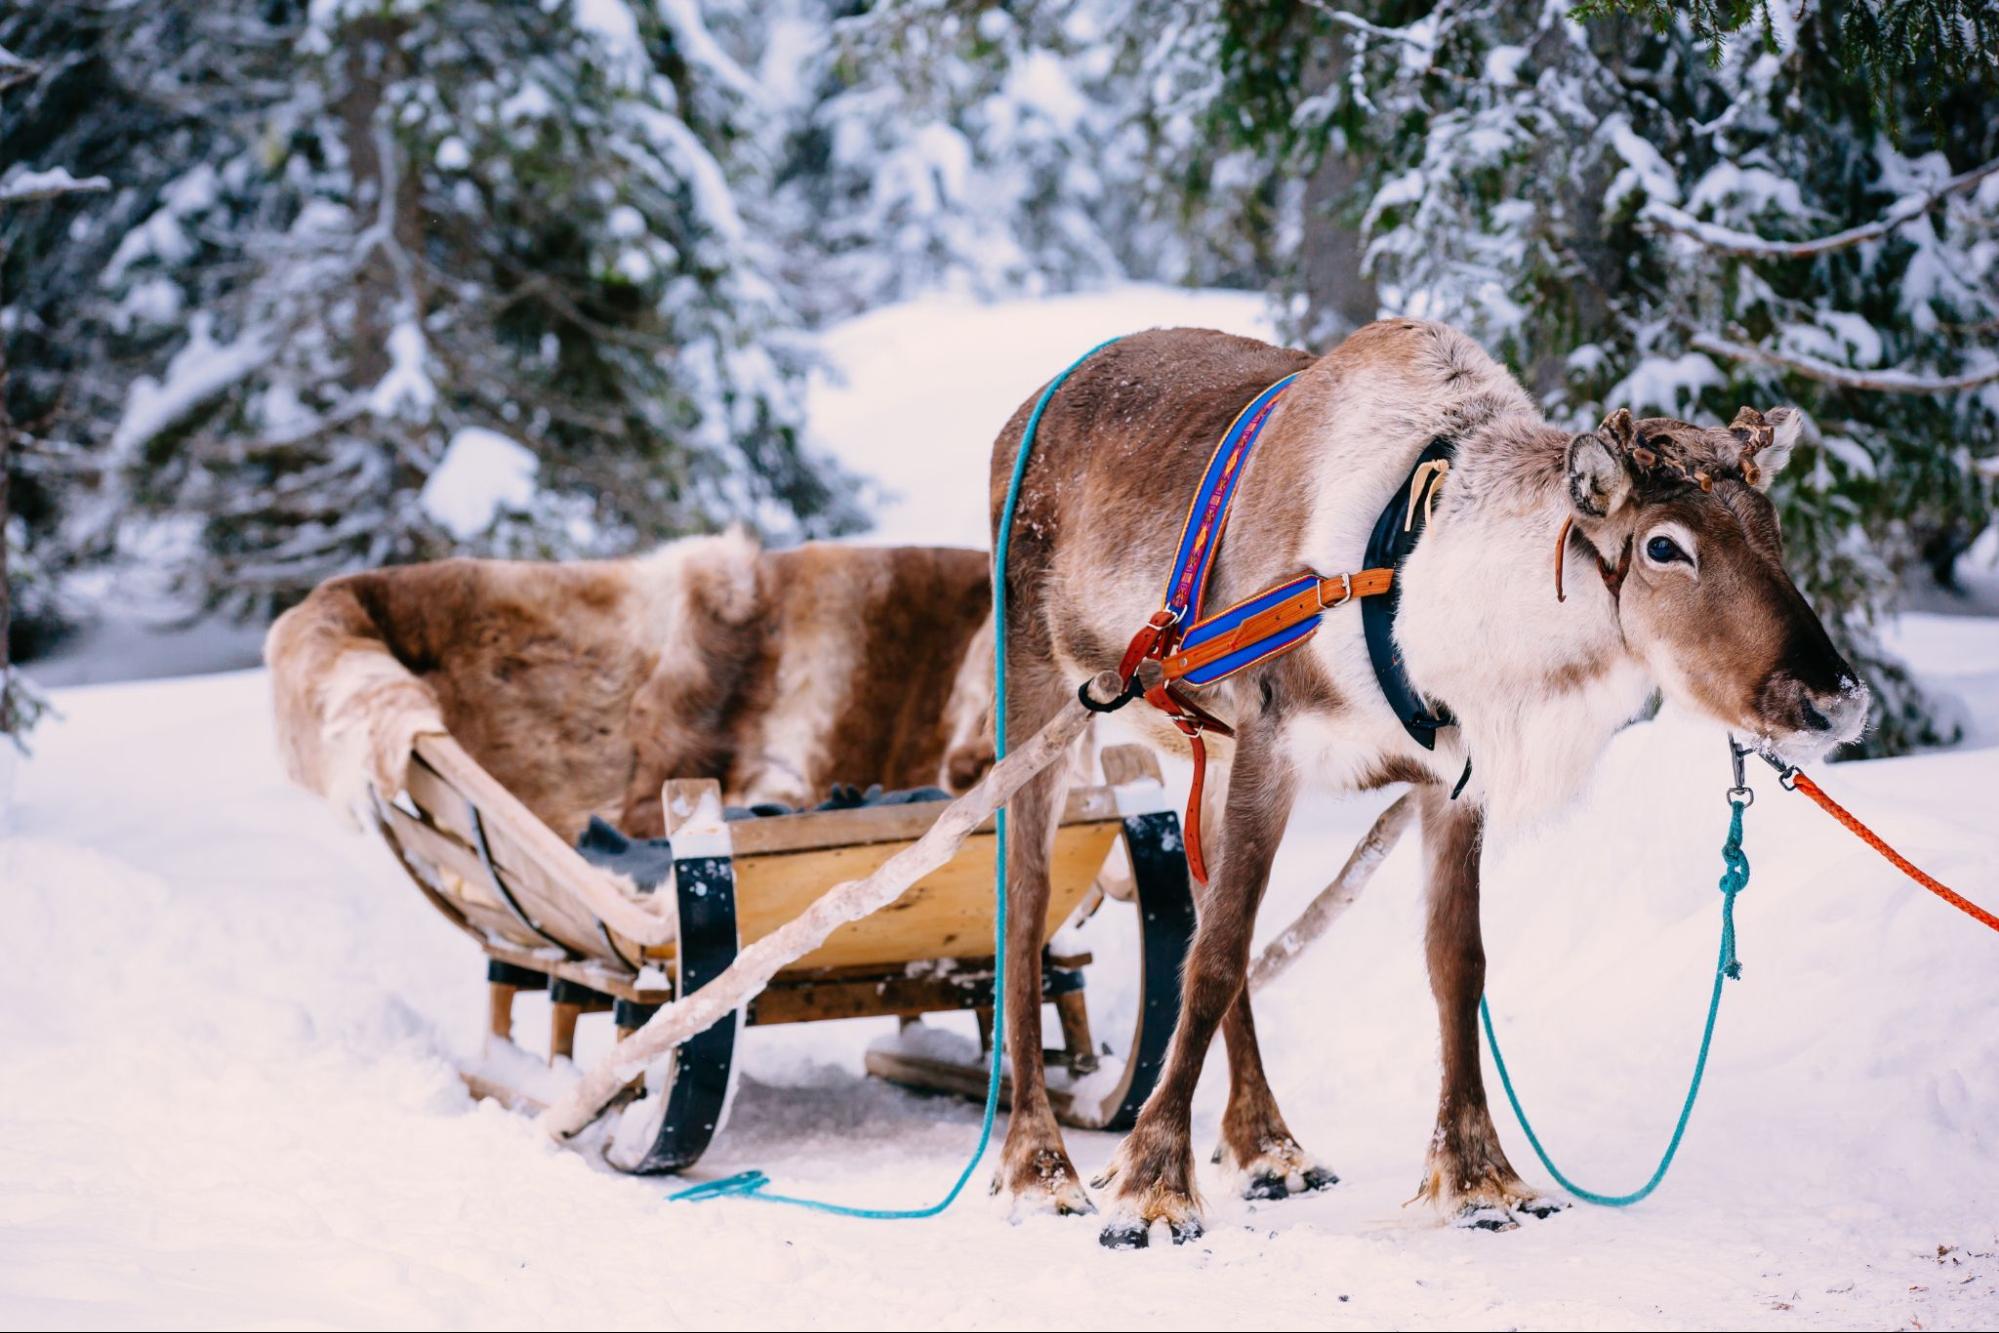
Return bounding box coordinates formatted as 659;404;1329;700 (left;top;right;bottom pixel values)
1564;405;1867;762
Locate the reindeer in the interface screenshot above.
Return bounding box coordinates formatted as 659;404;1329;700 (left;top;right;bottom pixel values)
988;318;1866;1246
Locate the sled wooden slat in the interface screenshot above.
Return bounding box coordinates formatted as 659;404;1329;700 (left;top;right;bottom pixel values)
476;822;628;956
373;801;542;942
861;1047;1091;1122
441;880;557;948
719;821;1119;972
413;735;677;948
403;756;483;847
723;785;1118;857
479;939;672;1005
370;800;511;949
375;798;487;892
404;740;667;956
459;1070;547;1115
748;953;1089;1026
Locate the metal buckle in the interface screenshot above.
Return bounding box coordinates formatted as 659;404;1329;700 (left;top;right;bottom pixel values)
1725;735;1755;807
1323;572;1353;608
1745;740;1801;791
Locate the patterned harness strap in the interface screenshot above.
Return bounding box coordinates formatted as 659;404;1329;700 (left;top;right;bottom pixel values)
1111;372;1422;884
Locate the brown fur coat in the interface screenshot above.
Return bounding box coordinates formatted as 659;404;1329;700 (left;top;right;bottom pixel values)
266;532;996;840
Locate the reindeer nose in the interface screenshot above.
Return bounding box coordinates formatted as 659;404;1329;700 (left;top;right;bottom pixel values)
1798;674;1868;741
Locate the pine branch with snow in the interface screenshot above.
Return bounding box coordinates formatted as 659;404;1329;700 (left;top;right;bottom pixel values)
3;1;861;623
773;0;1135;319
0;167;109;205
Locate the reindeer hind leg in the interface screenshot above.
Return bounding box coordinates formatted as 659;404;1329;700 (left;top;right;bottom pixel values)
1214;995;1340;1200
991;656;1093;1218
1096;718;1297;1247
1197;758;1338;1202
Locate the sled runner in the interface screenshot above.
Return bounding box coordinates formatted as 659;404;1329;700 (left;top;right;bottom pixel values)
369;732;1196;1173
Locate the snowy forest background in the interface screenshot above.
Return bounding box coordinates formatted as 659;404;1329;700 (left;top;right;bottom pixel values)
3;0;1996;756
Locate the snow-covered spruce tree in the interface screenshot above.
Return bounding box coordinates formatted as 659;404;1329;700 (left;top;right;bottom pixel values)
1139;0;1999;755
2;3;183;710
0;35;109;755
1098;0;1382;338
774;0;1136;320
2;0;857;622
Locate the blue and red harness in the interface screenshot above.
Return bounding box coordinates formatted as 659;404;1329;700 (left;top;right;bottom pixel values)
1102;372;1457;882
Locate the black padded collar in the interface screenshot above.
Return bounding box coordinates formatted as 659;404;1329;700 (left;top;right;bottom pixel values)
1361;438;1457;751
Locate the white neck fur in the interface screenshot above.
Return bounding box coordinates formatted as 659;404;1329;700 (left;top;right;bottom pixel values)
1392;415;1655;830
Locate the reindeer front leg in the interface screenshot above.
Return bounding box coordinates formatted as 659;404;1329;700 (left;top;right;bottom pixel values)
1414;784;1565;1229
1096;716;1296;1247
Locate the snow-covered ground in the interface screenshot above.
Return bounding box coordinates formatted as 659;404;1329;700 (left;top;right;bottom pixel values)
6;286;1999;1329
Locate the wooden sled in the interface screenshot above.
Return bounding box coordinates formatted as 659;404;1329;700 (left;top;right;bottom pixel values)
370;735;1196;1173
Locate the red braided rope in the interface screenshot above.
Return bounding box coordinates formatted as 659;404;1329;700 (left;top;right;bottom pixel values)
1790;771;1999;935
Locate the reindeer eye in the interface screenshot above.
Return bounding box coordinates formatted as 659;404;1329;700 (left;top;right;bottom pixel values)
1646;535;1689;564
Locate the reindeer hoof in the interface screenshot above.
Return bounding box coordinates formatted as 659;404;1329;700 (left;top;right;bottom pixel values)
1099;1219;1150;1250
1449;1196;1561;1230
993;1147;1095;1218
1097;1214;1204;1250
1042;1184;1096;1218
1095;1130;1204;1249
1242;1174;1289;1201
1217;1135;1340;1202
1454;1203;1519;1232
1243;1163;1340;1200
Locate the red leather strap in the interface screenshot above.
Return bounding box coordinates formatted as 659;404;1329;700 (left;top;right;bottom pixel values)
1184;731;1211;886
1131;678;1237;885
1117;609;1179;683
1147;680;1235;740
1098;364;1392;885
1116;569;1402;884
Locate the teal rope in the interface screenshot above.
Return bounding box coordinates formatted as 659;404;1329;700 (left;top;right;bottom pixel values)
1479;796;1751;1207
669;337;1122;1218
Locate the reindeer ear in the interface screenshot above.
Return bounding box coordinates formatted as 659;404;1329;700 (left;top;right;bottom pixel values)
1566;421;1631;519
1599;407;1636;450
1729;405;1802;489
1756;406;1802;484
